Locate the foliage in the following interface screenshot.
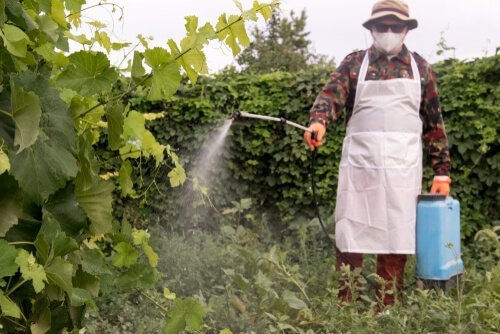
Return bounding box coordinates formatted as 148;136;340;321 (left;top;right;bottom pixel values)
89;219;500;333
0;0;278;332
235;9;334;73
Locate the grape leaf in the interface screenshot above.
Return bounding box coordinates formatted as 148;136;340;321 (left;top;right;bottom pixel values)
0;291;21;318
0;148;10;175
118;160;136;198
114;263;158;290
10;81;41;153
112;242;139;268
131;51;145;78
144;47;181;100
44;184;88;236
76;180;114;235
95;30;111;53
0;239;18;277
142;243;158;268
168;164;186;188
0;24;30;58
216;14;250;56
9;71;77;204
0;196;20;237
168;39;207;85
16;249;48;293
45;256;73;294
37;15;59;43
106;103;124;150
80;249;112;276
120;110;165;166
56;51;118;97
0;0;6;26
164;297;208;334
50;0;67;28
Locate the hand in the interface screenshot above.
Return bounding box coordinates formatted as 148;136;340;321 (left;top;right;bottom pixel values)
304;122;326;150
430;176;451;196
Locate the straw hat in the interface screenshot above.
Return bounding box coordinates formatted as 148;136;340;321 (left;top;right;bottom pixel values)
362;0;418;30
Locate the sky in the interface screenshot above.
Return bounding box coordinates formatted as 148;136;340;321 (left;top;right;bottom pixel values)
80;0;500;72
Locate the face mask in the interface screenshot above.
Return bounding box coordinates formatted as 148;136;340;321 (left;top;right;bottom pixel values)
372;31;406;55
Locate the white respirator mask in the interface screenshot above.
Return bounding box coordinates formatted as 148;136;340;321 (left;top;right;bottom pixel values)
372;31;406;55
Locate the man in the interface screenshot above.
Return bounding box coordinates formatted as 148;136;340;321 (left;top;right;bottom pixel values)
304;0;451;306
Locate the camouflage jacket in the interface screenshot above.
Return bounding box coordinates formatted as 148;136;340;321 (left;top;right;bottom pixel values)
310;45;451;176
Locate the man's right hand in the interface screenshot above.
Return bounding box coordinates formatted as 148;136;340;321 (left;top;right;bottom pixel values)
304;122;326;150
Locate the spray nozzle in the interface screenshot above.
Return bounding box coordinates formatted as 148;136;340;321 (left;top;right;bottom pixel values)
230;111;241;121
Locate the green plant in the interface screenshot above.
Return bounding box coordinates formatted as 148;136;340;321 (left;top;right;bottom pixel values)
0;0;279;332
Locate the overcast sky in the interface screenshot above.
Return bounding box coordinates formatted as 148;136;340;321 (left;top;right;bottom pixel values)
82;0;500;72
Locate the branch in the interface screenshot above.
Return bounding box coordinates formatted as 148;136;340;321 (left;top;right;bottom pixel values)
66;2;124;18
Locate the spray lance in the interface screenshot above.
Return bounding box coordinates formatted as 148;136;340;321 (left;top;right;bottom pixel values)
229;111;378;290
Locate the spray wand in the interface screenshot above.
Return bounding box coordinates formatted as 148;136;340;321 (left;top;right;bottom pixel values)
230;111;378;290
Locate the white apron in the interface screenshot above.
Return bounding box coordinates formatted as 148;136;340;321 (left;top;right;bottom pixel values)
334;50;422;254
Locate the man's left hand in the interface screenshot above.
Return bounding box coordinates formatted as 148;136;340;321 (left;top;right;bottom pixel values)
430;176;451;196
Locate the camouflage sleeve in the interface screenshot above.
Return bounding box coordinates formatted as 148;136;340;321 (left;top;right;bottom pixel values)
420;64;451;176
309;55;354;126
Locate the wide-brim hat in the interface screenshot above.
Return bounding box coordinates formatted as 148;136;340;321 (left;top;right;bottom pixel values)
363;0;418;30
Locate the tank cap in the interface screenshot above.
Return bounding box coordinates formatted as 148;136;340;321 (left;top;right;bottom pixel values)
418;194;447;201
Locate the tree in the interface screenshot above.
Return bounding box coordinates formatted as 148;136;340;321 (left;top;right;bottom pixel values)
236;9;334;73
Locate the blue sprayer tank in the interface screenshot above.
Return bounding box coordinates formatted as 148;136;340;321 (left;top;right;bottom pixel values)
416;194;464;290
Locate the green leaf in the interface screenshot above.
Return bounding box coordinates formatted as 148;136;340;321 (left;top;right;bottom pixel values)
142;243;158;268
144;47;181;100
10;139;78;203
45;256;73;294
34;42;69;67
118;160;137;197
9;71;77;204
80;249;112;276
0;0;6;26
112;242;139;268
0;147;10;175
120;110;165;165
16;249;48;293
37;15;59;43
75;129;99;191
95;30;111;53
114;263;158;289
0;291;21;318
76;180;114;235
0;239;18;277
282;290;307;310
255;0;274;20
73;269;100;297
0;195;20;237
51;0;67;28
182;17;214;50
168;164;186;187
106;103;124;150
148;61;181;101
216;14;249;56
44;184;88;236
164;297;208;334
56;51;118;96
70;287;95;308
131;51;145;78
0;24;30;57
168;38;207;85
65;0;85;13
10;81;41;153
30;298;51;334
